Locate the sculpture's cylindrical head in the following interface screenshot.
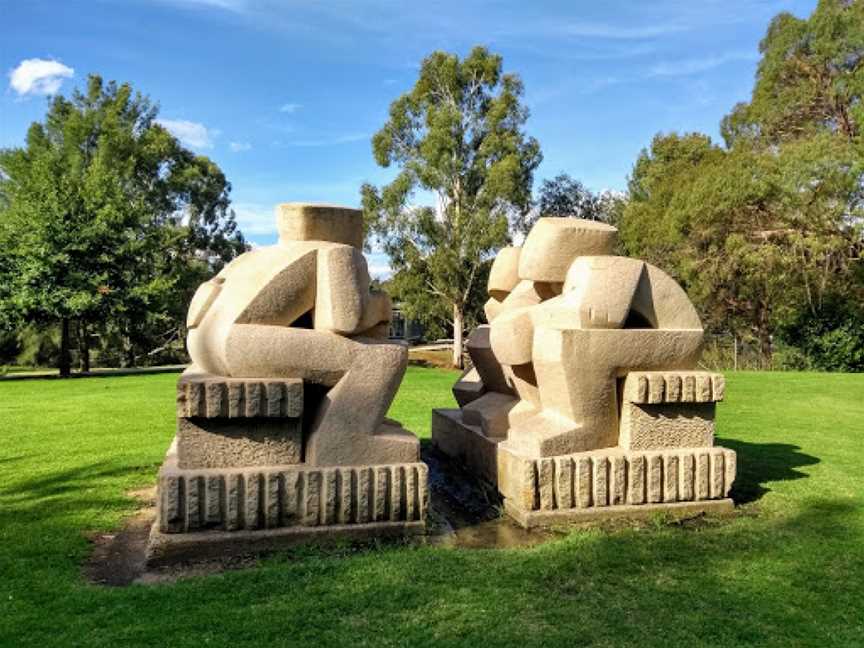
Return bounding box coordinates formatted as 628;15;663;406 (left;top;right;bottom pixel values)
276;203;364;248
518;218;618;282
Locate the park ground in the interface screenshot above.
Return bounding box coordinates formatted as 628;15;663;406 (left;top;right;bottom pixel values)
1;368;862;647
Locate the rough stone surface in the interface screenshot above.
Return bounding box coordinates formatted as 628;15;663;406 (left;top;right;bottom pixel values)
487;246;522;299
276;202;364;249
462;392;518;438
452;367;486;407
177;417;302;469
157;440;428;534
183;203;419;467
518;218;618;282
617;371;723;451
150;202;428;561
431;409;502;485
147;519;426;567
505;498;734;529
176;372;303;419
619;402;716;451
434;218;736;528
496;442;735;519
466;325;513;395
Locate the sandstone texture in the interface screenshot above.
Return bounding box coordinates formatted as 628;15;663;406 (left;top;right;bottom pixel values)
150;203;427;561
432;216;737;527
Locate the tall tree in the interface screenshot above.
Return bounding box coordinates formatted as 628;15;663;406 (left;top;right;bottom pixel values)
721;0;863;146
0;75;245;375
620;0;864;366
517;172;625;234
362;46;542;367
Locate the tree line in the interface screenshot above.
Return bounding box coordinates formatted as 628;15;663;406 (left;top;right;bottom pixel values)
1;0;860;375
365;0;862;371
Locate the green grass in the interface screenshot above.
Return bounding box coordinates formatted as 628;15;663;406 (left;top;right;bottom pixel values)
1;369;862;647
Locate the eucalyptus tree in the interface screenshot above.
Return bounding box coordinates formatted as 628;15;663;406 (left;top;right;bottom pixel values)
362;46;541;367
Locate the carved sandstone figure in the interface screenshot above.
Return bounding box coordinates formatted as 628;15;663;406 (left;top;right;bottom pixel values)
456;218;703;455
185;203;418;466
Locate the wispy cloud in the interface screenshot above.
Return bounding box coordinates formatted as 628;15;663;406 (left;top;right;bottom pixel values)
279;102;302;113
649;51;759;77
562;21;687;40
157;118;218;149
229;141;252;152
159;0;248;12
232;202;275;235
8;58;74;96
275;133;368;148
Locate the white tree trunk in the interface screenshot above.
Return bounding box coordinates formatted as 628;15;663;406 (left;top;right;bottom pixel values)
452;303;464;369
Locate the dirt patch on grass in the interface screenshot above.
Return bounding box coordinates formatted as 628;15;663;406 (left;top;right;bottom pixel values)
83;447;564;586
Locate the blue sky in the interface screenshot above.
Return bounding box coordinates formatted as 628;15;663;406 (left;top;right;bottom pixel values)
2;0;816;273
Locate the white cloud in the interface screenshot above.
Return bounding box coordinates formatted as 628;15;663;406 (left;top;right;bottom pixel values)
279;133;368;147
9;58;74;96
160;0;248;12
649;51;758;77
157;118;217;149
279;102;302;113
232;202;276;235
563;22;686;40
229;141;252;152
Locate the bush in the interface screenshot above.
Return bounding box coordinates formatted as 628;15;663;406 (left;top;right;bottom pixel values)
781;300;864;372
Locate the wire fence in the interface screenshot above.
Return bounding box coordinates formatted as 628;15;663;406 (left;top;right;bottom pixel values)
699;334;775;372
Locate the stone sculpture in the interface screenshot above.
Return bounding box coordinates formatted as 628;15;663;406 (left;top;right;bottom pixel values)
433;218;735;527
148;203;428;564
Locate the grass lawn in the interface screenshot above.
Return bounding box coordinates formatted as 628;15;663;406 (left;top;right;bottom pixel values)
1;368;862;647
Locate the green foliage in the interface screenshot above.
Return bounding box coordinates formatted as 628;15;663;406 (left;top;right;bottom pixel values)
620;1;864;367
388;259;491;341
722;0;864;146
362;46;542;365
0;75;246;373
781;297;864;371
522;173;624;234
10;324;60;368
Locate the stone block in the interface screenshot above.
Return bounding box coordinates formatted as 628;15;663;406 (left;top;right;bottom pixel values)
156;439;428;534
276;203;364;249
461;392;518;438
496;443;736;527
177;371;303;419
618;371;723;451
177;417;302;469
487;246;522;299
518;218;618;282
452;367;486;407
431;409;502;485
466;325;513;395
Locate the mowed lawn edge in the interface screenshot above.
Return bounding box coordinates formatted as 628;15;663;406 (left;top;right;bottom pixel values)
1;369;862;647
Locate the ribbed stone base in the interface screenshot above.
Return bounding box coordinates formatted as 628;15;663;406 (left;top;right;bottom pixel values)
505;498;734;529
497;442;736;527
152;438;428;545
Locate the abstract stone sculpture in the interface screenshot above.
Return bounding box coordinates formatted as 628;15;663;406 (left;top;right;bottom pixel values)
433;217;735;527
148;204;428;564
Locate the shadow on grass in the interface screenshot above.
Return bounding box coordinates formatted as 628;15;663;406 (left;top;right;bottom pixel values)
0;461;156;503
718;437;820;504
